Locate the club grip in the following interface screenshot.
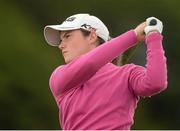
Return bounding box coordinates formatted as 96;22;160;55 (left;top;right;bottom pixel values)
149;19;157;25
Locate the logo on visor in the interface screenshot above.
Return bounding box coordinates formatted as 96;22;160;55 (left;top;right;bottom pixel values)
64;17;76;22
81;24;91;29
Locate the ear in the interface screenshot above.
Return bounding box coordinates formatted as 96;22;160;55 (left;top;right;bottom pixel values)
89;29;98;45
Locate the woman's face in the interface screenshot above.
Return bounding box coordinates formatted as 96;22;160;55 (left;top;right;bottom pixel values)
59;29;97;63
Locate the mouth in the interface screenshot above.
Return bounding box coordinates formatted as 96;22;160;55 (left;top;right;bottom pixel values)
62;51;68;55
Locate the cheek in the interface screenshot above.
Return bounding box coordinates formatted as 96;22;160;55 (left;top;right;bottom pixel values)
70;39;89;54
76;43;90;56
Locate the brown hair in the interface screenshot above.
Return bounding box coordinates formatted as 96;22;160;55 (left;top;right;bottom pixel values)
80;29;105;45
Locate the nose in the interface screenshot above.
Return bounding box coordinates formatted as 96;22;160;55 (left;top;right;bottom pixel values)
58;41;65;50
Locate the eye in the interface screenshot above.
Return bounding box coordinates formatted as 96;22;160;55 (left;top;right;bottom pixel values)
59;39;62;44
65;34;70;39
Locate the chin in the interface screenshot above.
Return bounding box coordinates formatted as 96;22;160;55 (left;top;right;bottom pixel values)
65;59;70;64
64;58;72;64
64;56;78;64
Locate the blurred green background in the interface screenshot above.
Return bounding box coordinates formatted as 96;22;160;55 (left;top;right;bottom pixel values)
0;0;180;129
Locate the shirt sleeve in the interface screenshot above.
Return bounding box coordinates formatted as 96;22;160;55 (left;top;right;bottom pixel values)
129;32;168;97
49;30;138;98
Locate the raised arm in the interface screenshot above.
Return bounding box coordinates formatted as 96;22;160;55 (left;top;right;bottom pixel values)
129;17;168;97
50;30;138;97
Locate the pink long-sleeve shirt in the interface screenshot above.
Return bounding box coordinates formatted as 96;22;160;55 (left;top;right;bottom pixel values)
49;30;168;130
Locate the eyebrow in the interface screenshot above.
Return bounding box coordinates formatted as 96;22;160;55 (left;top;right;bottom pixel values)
60;31;72;40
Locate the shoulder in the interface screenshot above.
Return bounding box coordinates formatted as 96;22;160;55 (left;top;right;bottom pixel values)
50;64;66;79
54;64;65;73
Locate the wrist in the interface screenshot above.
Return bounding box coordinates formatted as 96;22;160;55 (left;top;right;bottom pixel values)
145;31;163;46
132;29;138;43
146;31;159;36
133;29;138;37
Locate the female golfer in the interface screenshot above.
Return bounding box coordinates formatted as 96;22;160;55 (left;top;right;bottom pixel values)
44;14;168;130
